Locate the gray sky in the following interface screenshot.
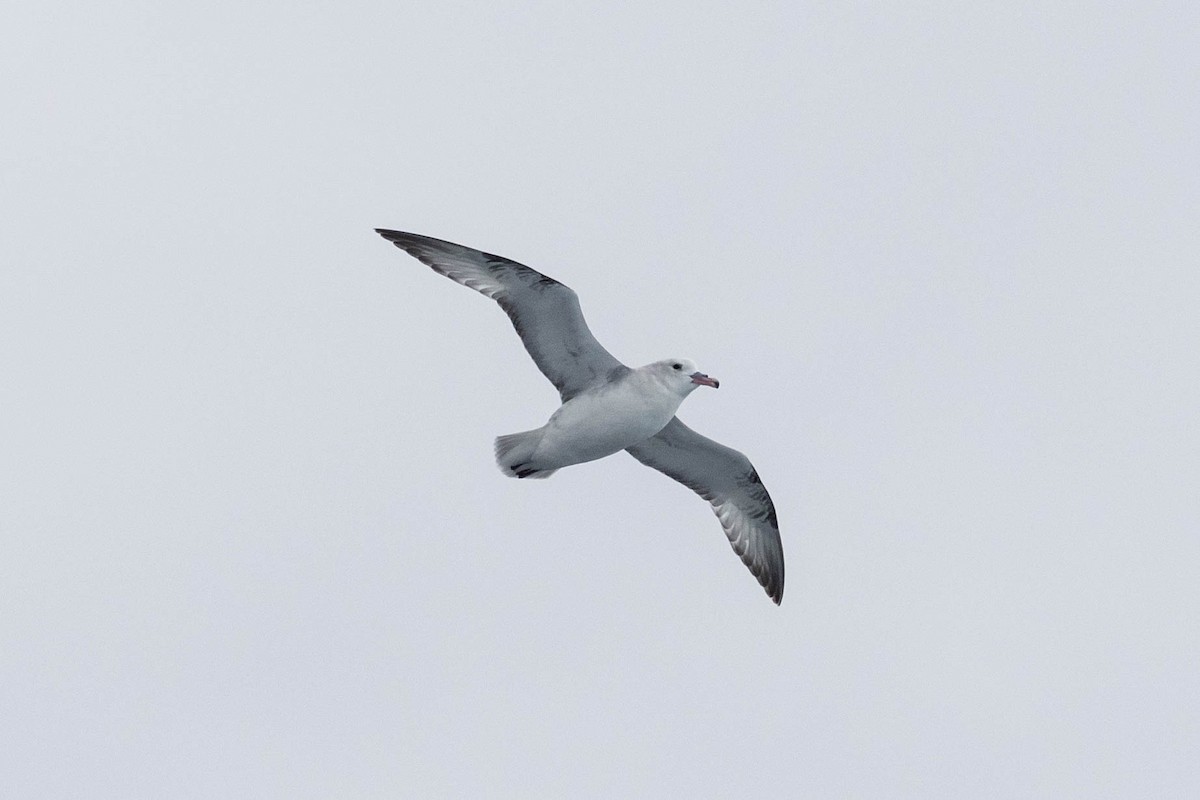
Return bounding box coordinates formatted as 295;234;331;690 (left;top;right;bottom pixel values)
3;2;1198;797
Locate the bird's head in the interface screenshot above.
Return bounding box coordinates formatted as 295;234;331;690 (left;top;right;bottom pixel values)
651;358;720;395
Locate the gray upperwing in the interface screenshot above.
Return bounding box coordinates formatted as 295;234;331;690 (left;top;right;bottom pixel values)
626;417;785;604
376;230;625;400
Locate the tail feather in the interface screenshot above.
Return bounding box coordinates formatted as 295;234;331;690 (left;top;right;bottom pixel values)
494;428;557;479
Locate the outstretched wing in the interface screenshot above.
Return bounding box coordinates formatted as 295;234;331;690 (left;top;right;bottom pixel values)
626;418;785;604
376;230;624;400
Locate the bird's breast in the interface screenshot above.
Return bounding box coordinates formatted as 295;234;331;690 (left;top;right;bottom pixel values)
536;382;681;468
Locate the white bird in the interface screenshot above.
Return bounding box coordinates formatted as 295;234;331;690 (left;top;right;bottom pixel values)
376;230;785;604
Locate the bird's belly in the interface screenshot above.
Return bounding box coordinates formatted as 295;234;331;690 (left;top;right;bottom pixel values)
535;390;676;468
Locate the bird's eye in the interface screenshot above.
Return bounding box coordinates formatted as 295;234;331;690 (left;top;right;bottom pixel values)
672;363;682;370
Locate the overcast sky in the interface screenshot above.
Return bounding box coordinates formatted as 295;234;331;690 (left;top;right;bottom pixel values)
3;2;1198;797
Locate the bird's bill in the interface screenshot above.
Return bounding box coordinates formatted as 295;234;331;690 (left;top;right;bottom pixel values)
690;372;720;388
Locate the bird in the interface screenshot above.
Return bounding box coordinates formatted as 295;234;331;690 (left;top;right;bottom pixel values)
376;229;785;604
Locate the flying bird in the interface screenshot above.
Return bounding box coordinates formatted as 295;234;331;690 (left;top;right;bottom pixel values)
376;230;785;604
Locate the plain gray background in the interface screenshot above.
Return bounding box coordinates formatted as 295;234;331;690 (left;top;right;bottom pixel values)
3;2;1197;797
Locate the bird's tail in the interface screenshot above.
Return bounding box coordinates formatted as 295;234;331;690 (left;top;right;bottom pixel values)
494;428;557;479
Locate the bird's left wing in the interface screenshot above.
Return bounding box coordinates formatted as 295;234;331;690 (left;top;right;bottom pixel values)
626;418;785;604
376;229;624;400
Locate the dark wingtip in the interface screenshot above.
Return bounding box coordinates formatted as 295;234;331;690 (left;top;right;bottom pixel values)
376;229;429;257
761;567;783;605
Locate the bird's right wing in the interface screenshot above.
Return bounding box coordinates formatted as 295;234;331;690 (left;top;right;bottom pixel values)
376;230;625;400
626;418;785;604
